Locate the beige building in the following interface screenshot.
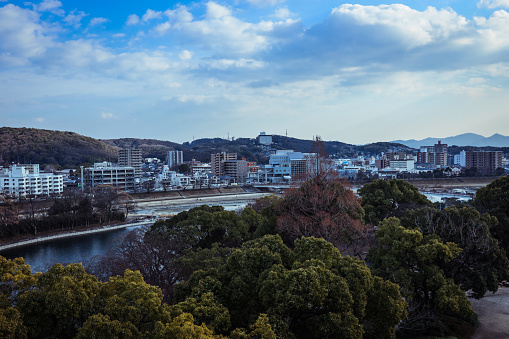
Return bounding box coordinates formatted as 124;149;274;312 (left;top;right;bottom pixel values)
118;148;142;178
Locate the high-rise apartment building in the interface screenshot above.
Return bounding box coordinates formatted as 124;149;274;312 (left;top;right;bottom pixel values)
118;148;142;178
168;150;184;168
211;152;237;176
465;150;502;175
417;141;448;167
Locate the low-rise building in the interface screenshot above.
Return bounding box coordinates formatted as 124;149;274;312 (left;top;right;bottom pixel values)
84;162;135;192
0;164;64;197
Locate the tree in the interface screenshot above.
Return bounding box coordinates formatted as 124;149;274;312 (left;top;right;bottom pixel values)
368;218;477;337
276;175;369;256
473;176;509;253
402;206;509;298
358;179;430;226
175;235;407;339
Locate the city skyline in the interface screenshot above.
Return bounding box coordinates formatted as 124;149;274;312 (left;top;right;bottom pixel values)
1;0;508;144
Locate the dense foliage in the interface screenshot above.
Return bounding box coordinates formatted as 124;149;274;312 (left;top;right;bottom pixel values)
473;176;509;253
368;218;478;337
358;179;431;225
403;206;509;298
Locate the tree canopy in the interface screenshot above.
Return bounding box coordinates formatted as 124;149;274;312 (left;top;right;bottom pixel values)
358;179;431;226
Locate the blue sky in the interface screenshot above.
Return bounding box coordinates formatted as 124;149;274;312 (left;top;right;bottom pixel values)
1;0;508;144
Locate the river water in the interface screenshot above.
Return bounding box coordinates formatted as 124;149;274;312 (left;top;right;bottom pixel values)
0;225;141;272
0;200;251;273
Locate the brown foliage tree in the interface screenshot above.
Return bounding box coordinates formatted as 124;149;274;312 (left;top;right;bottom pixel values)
276;174;370;256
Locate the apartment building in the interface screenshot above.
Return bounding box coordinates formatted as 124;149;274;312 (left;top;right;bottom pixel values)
465;150;502;175
118;148;143;178
168;150;184;168
417;141;448;167
0;164;64;197
84;162;135;192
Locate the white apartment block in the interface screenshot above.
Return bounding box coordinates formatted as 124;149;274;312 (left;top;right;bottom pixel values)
0;164;64;197
84;162;135;192
168;150;184;168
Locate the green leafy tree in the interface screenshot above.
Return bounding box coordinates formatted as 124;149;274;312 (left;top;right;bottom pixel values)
368;218;477;337
16;263;103;339
358;179;430;226
403;206;509;298
175;235;407;339
473;176;509;252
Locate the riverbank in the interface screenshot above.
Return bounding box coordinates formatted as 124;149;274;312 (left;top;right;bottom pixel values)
0;220;153;252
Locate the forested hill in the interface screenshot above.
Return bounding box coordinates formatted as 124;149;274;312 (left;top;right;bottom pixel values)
0;127;117;168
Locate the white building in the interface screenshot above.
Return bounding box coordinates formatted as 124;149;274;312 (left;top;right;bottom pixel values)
0;164;64;197
84;162;135;192
159;167;193;188
389;159;415;172
168;150;184;168
454;151;467;167
257;132;273;146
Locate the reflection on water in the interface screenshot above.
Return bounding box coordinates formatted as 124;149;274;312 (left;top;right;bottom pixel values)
0;226;140;273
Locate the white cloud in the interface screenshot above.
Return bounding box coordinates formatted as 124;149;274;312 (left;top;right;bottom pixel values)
475;10;509;49
477;0;509;9
467;77;487;85
34;0;64;16
126;14;140;26
142;9;162;22
330;4;468;49
153;21;171;34
34;117;45;122
63;10;87;28
179;50;192;60
101;112;118;119
0;4;56;65
112;33;125;38
89;17;109;26
163;2;272;55
273;7;293;19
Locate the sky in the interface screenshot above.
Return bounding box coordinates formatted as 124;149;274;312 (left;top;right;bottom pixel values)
1;0;508;145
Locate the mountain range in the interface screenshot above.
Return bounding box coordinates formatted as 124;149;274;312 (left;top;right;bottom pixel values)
392;133;509;148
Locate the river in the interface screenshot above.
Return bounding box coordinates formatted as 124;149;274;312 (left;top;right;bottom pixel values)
0;195;258;272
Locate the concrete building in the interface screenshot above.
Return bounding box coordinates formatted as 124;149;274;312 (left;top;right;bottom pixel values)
118;148;142;178
257;132;273;146
222;159;248;183
417;141;448;167
269;150;319;182
465;150;503;175
211;152;237;176
168;150;184;168
0;164;64;197
84;162;135;192
389;159;415;172
454;151;467;167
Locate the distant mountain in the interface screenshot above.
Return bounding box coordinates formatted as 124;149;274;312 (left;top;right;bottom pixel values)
0;127;117;168
393;133;509;148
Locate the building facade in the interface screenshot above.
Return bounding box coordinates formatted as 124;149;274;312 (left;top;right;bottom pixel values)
118;148;143;178
168;150;184;168
0;164;64;197
465;150;502;175
84;162;135;192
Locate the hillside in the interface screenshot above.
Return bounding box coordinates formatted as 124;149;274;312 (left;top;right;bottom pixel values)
0;127;118;168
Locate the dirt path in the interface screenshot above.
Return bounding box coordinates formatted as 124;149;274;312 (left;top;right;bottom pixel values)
470;287;509;338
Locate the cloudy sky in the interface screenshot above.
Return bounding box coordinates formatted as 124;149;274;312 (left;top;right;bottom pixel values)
1;0;508;144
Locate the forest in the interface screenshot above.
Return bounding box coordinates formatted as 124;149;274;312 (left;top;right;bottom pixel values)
1;174;509;338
